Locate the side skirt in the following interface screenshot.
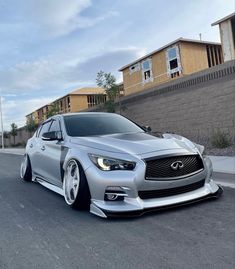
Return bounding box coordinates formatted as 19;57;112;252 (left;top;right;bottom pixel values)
35;177;64;196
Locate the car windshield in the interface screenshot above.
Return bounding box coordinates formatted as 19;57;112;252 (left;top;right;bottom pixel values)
64;114;144;137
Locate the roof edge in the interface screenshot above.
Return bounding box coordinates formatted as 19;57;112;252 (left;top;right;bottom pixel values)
118;37;221;71
211;12;235;26
25;87;104;117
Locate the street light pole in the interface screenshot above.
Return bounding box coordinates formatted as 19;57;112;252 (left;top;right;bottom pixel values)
0;94;4;149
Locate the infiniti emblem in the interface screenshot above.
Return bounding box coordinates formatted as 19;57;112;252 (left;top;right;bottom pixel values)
171;161;184;171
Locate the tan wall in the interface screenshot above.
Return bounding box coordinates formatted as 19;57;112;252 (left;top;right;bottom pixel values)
33;111;39;123
122;41;214;96
57;96;70;114
122;67;142;95
180;42;208;74
123;49;181;96
26;111;39;124
70;95;88;112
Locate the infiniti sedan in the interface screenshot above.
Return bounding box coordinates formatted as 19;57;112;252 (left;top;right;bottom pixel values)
21;112;222;218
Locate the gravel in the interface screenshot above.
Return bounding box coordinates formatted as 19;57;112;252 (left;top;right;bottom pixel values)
206;144;235;156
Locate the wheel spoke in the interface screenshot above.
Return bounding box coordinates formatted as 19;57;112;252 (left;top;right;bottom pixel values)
21;156;27;178
67;165;72;176
64;160;80;205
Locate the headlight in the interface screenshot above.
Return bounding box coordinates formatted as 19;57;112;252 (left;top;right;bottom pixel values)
194;143;206;156
88;154;136;171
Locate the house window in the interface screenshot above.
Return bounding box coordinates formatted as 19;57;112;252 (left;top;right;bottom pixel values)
87;94;106;108
144;70;151;80
129;63;140;74
206;45;223;68
67;96;70;109
141;58;153;84
166;46;182;78
169;59;178;69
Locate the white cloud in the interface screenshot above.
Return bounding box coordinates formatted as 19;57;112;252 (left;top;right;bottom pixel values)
74;11;119;29
0;0;118;39
16;0;118;38
0;59;54;92
0;47;144;95
0;57;76;94
1;97;56;129
28;0;91;37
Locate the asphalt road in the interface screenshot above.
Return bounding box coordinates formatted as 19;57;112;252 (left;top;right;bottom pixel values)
0;153;234;269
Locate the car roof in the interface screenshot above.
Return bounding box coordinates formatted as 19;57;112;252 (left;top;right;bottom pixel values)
61;112;117;117
41;112;120;124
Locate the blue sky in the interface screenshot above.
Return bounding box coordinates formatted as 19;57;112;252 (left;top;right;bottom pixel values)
0;0;234;129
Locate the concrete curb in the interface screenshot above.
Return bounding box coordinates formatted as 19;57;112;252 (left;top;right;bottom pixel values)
213;172;235;188
0;149;25;155
208;156;235;175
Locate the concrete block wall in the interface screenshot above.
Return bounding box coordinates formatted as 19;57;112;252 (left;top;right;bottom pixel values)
88;60;235;146
1;127;30;147
120;60;235;146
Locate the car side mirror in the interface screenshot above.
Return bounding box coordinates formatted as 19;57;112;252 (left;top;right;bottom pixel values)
42;131;63;141
142;126;152;133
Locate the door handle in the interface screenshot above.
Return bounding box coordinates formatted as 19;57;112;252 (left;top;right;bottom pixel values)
41;146;45;151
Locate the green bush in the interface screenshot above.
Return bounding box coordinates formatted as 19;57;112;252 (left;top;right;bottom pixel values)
211;129;232;148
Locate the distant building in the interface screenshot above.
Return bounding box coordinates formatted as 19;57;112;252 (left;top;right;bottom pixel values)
26;87;106;124
54;87;106;112
212;12;235;62
117;82;124;96
119;38;223;96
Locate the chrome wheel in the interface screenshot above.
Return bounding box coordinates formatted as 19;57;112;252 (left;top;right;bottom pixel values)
63;160;80;205
20;155;28;179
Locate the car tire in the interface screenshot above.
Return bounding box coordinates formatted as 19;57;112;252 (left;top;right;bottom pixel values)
20;154;32;182
63;159;91;210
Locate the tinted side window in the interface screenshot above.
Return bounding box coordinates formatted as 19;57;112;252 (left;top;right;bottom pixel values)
36;125;42;137
49;120;61;132
38;121;51;138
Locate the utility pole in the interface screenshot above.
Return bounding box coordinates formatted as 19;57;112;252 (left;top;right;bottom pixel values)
0;93;4;149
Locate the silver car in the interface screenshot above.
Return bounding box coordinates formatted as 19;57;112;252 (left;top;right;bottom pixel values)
20;112;222;218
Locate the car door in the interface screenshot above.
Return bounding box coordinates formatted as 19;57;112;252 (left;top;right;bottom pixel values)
38;118;64;187
30;120;52;179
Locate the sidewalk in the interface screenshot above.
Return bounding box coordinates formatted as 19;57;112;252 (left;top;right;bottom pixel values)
0;148;25;155
208;155;235;188
208;156;235;174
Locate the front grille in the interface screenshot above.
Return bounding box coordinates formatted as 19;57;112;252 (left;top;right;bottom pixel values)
138;179;205;199
145;154;204;180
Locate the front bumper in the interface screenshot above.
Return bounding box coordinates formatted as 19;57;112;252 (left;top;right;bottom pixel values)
89;179;223;218
101;185;223;217
85;154;222;218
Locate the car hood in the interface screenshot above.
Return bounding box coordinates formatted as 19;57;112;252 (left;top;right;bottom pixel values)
70;132;198;155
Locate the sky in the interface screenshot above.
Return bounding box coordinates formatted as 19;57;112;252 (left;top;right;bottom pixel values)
0;0;234;130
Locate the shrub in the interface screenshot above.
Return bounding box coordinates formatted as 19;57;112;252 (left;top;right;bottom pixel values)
211;129;232;148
